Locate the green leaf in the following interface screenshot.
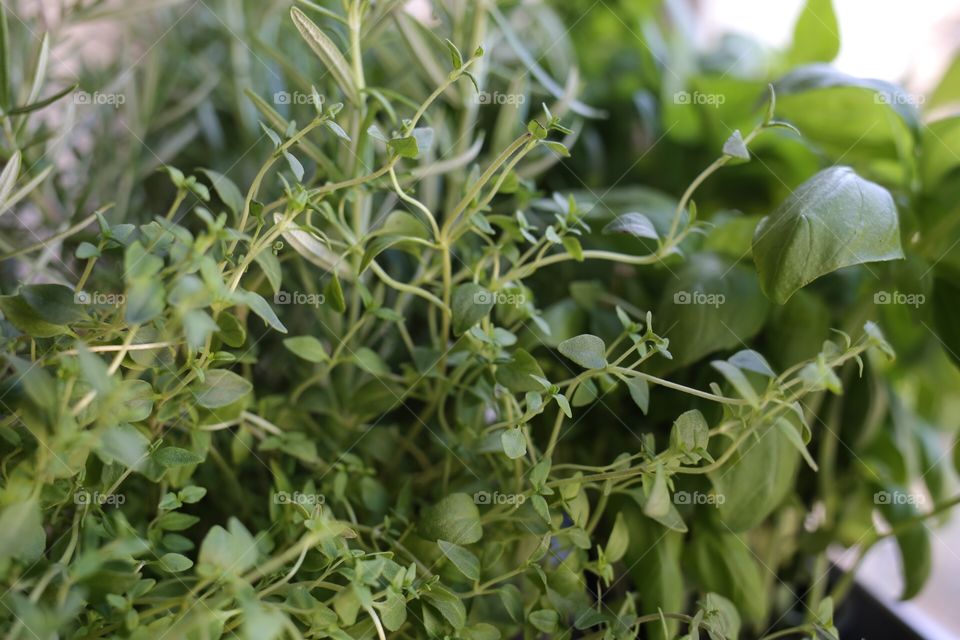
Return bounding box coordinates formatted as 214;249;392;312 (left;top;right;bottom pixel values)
75;242;100;259
786;0;840;65
753;167;903;304
199;168;244;214
495;348;546;392
688;529;768;624
153;447;204;468
156;552;194;573
500;428;526;460
179;486;207;504
21;284;88;325
377;591;407;631
124;241;163;280
419;493;482;544
125;279;165;324
498;585;524;622
183;310;219;351
76;343;113;395
236;290;288;333
333;587;361;626
290;8;359;104
624;509;685;640
423;585;466;629
711;423;800;531
6;84;77;116
463;623;500;640
0;150;21;212
768;290;831;369
562;236;583;261
543;141;570;157
643;465;671;519
388;135;419;159
920;115;960;189
658;254;769;365
710;360;760;407
721;130;749;161
353;347;389;376
198;517;258;577
0;294;69;337
216;312;247;348
438;539;480;580
98;424;150;471
282;336;328;363
878;494;931;600
558;334;607;369
605;512;629;563
452;283;494;335
670;410;709;457
529;609;558;633
772;67;919;179
529;459;551;488
727;350;776;377
444;39;463;70
775;416;818;471
625;376;650;414
932;275;960;369
325;274;346;313
193;369;253;409
0;499;45;562
284;151;304;181
701;593;742;640
603;212;658;240
254;251;282;295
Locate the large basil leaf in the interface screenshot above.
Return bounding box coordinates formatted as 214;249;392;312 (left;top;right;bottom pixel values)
920;116;960;190
878;490;932;600
622;503;684;640
710;422;800;531
687;527;768;623
658;253;769;366
933;274;960;368
773;66;919;182
765;289;831;370
753;166;904;304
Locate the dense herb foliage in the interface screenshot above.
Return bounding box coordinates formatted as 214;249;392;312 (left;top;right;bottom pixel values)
1;1;959;639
